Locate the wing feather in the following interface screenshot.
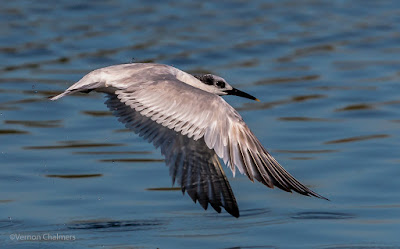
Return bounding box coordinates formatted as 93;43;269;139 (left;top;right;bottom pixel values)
105;94;240;217
52;62;326;202
114;79;327;200
51;63;328;219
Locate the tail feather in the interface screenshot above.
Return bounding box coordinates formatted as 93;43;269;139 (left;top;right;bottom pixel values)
50;81;103;101
50;91;71;101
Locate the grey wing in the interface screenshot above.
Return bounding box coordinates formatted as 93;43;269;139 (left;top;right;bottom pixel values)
116;79;327;200
106;94;239;217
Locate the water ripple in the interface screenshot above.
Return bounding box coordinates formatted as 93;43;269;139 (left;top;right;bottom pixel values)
274;149;338;154
146;187;181;191
68;219;165;232
239;208;271;217
4;120;62;128
0;219;22;230
277;117;339;122
81;110;112;117
238;94;326;111
73;151;152;155
23;140;124;150
291;211;355;220
45;174;103;179
336;103;375;112
254;75;320;85
224;246;276;249
0;129;29;135
324;134;390;144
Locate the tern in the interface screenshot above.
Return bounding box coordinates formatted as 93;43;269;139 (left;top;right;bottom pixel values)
51;63;327;217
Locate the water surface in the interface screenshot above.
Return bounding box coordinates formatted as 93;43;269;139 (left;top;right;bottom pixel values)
1;1;400;248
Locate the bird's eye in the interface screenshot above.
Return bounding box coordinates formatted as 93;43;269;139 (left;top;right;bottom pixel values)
205;77;214;85
216;81;225;88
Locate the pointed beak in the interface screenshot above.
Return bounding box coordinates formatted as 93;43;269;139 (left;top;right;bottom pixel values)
225;88;260;102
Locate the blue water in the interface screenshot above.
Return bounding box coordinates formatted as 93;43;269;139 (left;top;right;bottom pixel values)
1;1;400;248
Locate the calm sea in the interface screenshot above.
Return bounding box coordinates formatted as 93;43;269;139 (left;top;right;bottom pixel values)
1;1;400;248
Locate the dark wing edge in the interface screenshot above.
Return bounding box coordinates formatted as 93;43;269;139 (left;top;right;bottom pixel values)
204;100;329;201
105;94;240;217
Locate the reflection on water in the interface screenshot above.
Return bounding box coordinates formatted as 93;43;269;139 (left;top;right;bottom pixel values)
81;110;112;117
278;117;338;122
336;103;374;112
337;100;400;112
0;200;13;204
1;0;400;248
68;219;165;231
4;120;62;128
235;208;271;218
278;44;335;62
291;212;355;220
146;187;181;191
274;149;338;154
45;174;103;179
324;134;390;144
289;157;314;161
73;151;152;155
0;129;29;135
238;94;326;111
23;141;125;150
254;74;320;85
0;219;21;230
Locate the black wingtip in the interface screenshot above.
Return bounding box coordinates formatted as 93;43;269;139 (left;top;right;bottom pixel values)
320;196;330;201
225;206;240;218
318;195;330;201
309;191;330;201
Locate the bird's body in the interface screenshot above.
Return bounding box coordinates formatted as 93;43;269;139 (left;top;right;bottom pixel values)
51;63;327;217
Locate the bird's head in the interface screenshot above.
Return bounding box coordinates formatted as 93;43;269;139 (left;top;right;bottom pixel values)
193;74;260;102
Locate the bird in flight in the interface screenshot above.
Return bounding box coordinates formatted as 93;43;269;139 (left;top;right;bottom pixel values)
51;63;327;217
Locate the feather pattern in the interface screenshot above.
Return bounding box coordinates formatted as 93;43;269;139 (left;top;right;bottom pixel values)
106;94;239;217
113;76;327;200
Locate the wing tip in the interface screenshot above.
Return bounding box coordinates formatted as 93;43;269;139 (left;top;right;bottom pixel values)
301;187;329;201
311;192;330;201
228;208;240;218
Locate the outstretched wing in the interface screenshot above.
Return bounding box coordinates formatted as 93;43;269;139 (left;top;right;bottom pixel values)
50;62;327;201
114;78;327;200
106;94;239;217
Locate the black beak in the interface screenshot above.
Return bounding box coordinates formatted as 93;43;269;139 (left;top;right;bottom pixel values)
225;88;260;102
